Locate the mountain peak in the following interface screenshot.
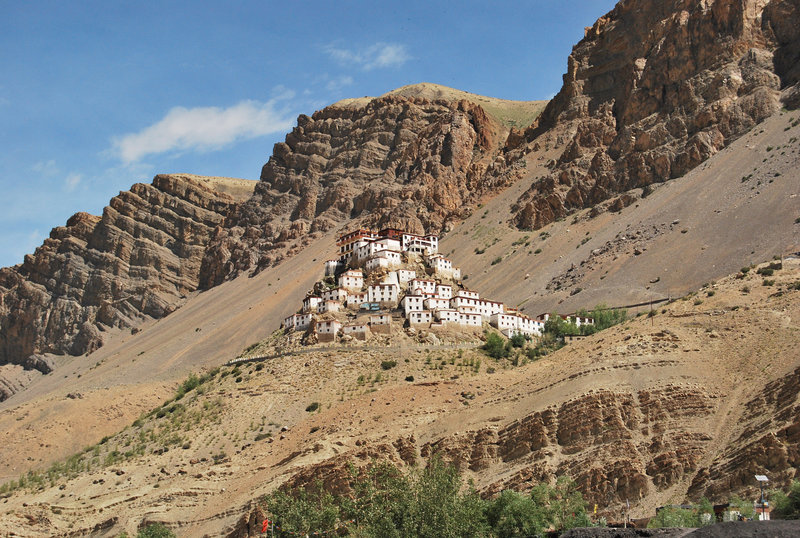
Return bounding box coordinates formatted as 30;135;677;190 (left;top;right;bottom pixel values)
332;82;548;128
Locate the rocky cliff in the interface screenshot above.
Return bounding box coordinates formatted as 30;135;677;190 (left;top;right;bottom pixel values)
0;174;254;397
511;0;800;229
200;93;526;286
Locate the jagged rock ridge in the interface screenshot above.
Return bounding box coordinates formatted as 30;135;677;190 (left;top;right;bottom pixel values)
511;0;800;229
200;92;530;287
0;174;254;392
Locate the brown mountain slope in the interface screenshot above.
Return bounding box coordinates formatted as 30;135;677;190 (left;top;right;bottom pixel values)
0;97;796;505
0;174;255;400
0;258;797;536
510;0;800;230
199;85;539;287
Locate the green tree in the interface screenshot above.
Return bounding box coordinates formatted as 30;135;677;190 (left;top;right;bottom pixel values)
772;480;800;519
483;332;510;359
729;494;755;519
647;507;699;528
264;482;341;537
530;476;591;532
509;333;526;348
577;305;627;335
697;497;715;526
136;523;176;538
543;314;580;338
486;490;546;537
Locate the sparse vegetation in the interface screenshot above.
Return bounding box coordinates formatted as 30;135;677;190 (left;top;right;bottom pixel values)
305;402;320;412
482;332;510;359
380;360;397;370
261;458;591;538
136;523;176;538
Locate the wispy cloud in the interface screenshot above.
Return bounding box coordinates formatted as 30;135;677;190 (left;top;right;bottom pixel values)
324;42;411;70
326;75;354;91
112;95;295;164
32;159;59;176
64;173;82;191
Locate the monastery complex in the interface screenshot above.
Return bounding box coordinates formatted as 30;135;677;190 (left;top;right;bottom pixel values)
283;228;593;343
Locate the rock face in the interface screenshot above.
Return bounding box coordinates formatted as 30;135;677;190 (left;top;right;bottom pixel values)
511;0;800;229
688;364;800;500
0;174;253;392
200;94;520;286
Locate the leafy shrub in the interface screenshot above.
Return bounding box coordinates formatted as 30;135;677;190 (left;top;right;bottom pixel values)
772;480;800;519
405;375;414;382
491;257;503;265
510;333;527;348
380;360;397;370
305;402;320;412
483;332;510;359
137;523;176;538
647;507;699;528
757;267;774;276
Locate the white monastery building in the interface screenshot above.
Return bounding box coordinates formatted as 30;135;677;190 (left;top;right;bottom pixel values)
282;227;590;344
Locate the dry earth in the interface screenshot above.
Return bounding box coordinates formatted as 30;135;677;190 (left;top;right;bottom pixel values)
0;92;797;538
0;254;797;536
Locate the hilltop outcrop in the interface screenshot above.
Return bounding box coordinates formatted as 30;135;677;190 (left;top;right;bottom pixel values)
511;0;800;229
0;174;254;397
200;94;524;287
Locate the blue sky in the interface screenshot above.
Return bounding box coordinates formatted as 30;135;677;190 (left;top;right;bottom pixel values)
0;1;617;268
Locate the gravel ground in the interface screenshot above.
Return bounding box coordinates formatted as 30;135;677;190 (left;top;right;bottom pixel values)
561;521;800;538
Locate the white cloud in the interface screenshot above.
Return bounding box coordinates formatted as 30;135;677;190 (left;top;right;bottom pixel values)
64;173;82;191
32;159;59;176
326;75;354;91
324;42;411;70
112;97;295;164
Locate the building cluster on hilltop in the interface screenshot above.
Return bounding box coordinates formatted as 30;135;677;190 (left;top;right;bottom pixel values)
283;228;592;343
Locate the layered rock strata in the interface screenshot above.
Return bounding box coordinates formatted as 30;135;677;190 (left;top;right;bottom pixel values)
0;174;253;392
512;0;800;229
200;95;521;286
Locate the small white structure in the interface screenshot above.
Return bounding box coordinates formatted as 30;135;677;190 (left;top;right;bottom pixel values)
355;238;402;265
369;312;392;334
365;250;402;272
435;284;453;299
424;297;451;311
303;296;322;313
401;294;425;315
451;296;503;318
409;279;436;295
324;259;343;276
321;287;348;303
368;283;398;304
491;313;543;337
460;312;482;327
427;254;460;279
403;234;438;255
455;289;480;300
337;229;378;264
319;300;341;314
346;291;369;308
397;269;416;285
342;323;370;340
338;269;364;291
315;319;342;342
435;309;461;324
408;310;432;325
536;313;594;328
369;313;391;325
568;315;594;327
284;313;312;331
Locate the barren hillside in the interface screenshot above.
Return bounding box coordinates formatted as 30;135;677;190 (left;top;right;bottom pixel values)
0;0;798;536
0;257;797;536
